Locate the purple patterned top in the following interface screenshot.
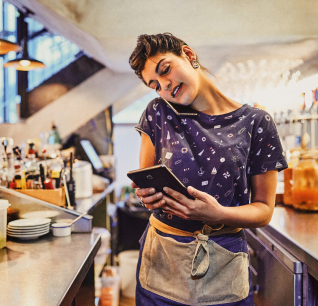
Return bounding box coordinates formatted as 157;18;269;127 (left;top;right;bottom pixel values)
136;98;288;231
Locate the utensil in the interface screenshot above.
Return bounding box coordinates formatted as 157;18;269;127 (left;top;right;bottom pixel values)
67;152;76;206
69;211;87;225
39;164;46;189
62;173;71;209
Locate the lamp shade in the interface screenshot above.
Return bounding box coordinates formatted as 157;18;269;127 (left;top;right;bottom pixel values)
0;38;21;55
3;37;45;71
3;57;46;71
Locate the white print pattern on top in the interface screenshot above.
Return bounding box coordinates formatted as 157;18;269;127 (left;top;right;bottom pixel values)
136;99;288;226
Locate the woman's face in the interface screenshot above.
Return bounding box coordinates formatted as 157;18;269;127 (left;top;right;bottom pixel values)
141;47;200;106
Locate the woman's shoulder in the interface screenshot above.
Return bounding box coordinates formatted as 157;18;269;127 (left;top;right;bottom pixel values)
145;97;167;111
244;105;274;125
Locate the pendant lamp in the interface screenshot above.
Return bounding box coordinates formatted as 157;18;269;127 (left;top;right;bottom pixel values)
0;38;21;55
4;37;46;71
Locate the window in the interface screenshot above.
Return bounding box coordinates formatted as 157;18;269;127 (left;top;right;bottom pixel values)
27;17;80;91
0;3;81;123
0;1;18;123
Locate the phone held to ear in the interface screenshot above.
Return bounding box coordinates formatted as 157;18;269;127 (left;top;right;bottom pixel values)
127;164;194;200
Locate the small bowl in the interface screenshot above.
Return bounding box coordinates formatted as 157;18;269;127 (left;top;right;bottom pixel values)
51;222;72;237
55;219;74;231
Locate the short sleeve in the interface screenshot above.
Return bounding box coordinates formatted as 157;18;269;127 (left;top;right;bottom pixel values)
135;100;156;145
249;112;288;176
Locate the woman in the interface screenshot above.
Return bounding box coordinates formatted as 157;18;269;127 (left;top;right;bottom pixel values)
129;33;287;306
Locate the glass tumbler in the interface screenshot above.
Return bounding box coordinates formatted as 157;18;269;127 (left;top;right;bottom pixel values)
292;158;318;211
0;199;11;249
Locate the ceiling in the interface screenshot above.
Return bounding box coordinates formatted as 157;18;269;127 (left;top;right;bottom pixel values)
5;0;318;106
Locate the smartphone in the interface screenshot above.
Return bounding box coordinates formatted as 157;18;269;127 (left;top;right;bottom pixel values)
127;164;194;200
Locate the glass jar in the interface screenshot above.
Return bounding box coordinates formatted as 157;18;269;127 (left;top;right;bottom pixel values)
283;161;295;206
292;158;318;211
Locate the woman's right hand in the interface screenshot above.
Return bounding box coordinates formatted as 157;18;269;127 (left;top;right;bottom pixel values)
131;182;164;207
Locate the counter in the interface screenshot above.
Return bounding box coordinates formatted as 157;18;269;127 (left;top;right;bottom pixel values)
0;232;101;306
264;206;318;280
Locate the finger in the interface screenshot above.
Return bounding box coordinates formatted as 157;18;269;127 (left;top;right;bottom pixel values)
131;182;139;189
162;206;187;219
187;186;209;201
163;187;188;203
142;192;163;204
144;199;164;210
160;195;189;215
135;187;156;198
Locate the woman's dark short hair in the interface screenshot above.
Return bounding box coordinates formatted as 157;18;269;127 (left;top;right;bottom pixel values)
129;33;189;84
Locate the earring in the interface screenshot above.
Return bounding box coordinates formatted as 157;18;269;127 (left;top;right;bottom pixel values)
192;59;200;69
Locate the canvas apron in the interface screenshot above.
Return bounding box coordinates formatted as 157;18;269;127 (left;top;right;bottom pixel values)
138;215;250;305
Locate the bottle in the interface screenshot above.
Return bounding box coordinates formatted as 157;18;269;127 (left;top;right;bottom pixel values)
48;123;61;145
5;139;14;183
292;157;318;211
66;153;76;206
14;175;22;189
0;143;7;187
27;143;38;174
48;123;62;157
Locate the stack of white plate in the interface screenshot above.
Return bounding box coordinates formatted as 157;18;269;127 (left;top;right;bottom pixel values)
7;218;51;240
21;210;60;223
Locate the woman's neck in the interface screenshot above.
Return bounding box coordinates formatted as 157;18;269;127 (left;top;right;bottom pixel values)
191;72;242;116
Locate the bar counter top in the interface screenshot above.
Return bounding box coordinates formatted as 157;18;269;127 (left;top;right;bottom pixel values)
0;232;101;306
264;206;318;280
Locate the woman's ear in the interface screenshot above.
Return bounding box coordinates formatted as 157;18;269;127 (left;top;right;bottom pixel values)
181;45;196;63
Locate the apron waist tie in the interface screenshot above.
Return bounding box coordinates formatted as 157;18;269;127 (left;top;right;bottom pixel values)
149;215;242;277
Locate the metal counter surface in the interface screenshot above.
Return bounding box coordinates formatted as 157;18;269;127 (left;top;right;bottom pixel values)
264;206;318;280
0;232;101;306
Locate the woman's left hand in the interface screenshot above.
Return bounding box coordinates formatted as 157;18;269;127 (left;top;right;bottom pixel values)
157;186;225;223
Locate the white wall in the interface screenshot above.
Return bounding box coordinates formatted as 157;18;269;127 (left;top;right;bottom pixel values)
113;123;141;196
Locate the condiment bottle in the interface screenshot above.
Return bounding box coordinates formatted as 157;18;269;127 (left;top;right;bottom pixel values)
51;170;61;188
5;139;14;183
26;174;34;189
292;157;318;211
27;143;38;173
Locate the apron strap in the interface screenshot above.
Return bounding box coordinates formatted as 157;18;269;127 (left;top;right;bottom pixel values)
149;214;242;237
191;233;210;277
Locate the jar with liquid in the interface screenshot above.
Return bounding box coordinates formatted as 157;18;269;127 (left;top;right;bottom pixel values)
283;158;298;206
292;158;318;211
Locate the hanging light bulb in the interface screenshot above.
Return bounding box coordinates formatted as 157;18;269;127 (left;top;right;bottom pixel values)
0;38;21;55
4;37;46;71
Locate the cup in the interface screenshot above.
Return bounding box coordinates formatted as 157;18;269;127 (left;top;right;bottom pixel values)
51;222;72;237
0;200;11;249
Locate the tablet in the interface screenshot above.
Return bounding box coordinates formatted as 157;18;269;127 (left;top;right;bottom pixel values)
127;164;194;200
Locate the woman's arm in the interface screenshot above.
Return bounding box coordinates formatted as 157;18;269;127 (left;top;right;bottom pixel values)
131;133;165;202
139;132;156;168
158;170;278;228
